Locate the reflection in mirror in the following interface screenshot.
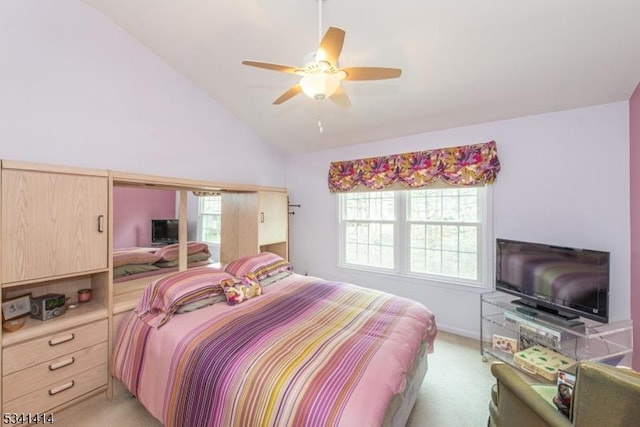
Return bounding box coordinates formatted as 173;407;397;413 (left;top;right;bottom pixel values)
112;187;216;288
188;191;221;263
114;186;177;249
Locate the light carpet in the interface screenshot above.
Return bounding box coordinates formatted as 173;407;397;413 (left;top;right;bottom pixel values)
54;331;497;426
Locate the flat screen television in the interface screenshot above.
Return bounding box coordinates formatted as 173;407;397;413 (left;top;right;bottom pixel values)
151;219;179;244
495;238;610;323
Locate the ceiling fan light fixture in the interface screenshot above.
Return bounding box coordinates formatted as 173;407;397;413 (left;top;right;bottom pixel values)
300;72;341;100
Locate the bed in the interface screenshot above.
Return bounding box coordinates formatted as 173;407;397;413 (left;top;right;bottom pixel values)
112;253;437;427
112;242;213;282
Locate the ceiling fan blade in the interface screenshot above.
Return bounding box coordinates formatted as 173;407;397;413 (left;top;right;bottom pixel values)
273;84;302;105
242;60;301;74
317;26;345;65
342;67;402;81
330;86;351;108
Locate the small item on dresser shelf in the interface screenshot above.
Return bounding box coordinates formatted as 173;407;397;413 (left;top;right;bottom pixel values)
78;288;92;303
2;318;25;332
2;294;32;321
30;293;67;321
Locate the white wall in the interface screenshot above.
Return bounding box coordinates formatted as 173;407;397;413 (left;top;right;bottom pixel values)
286;102;630;338
0;1;285;187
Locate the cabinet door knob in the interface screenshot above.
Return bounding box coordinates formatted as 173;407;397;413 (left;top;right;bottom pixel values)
98;214;105;233
48;333;75;346
48;380;75;396
48;357;75;371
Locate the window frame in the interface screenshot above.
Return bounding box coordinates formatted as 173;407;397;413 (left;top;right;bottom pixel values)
337;186;492;289
197;195;222;246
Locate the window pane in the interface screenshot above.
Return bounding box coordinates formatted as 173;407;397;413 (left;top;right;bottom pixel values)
357;224;369;244
426;249;442;273
426;225;442;249
459;226;478;252
410;224;426;247
426;190;442;221
442;226;459;251
381;224;394;245
405;187;481;280
380;246;394;268
343;192;395;220
345;243;358;263
442;250;459;276
442;196;459;221
410;248;426;272
345;223;357;243
198;195;222;244
459;194;478;222
342;220;394;269
408;191;427;221
459;252;478;280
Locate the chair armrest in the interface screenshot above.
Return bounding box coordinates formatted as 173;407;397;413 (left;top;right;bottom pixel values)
571;361;640;427
489;362;571;427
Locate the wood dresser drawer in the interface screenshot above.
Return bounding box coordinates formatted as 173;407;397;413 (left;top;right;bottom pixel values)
3;341;107;402
2;319;107;375
3;364;107;420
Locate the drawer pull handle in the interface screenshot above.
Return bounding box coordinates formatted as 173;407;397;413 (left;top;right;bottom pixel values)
48;357;75;371
98;214;105;233
48;333;75;346
48;380;75;396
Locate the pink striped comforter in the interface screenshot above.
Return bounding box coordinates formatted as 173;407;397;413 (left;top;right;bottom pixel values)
113;273;437;427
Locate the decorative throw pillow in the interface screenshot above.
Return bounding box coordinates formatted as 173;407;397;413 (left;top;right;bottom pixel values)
224;252;293;281
222;273;262;305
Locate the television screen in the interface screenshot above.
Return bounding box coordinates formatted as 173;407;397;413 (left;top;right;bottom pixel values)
495;238;609;323
151;219;179;244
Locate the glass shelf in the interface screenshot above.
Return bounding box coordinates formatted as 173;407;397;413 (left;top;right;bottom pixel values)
480;291;633;381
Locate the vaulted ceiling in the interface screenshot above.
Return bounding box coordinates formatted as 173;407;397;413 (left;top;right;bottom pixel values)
81;0;640;154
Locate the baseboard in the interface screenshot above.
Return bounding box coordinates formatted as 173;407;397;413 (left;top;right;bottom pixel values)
436;324;480;341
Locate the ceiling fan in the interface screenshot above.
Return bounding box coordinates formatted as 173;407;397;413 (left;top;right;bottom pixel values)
241;2;402;106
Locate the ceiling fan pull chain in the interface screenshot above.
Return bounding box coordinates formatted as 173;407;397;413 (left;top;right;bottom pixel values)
318;102;324;133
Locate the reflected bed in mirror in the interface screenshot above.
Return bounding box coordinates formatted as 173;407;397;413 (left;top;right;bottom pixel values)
112;186;220;310
113;242;214;283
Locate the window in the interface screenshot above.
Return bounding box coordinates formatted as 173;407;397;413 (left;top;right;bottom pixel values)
198;195;221;244
342;191;396;269
339;187;488;285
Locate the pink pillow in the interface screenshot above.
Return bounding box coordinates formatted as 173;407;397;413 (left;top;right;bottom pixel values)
136;267;231;328
224;252;292;281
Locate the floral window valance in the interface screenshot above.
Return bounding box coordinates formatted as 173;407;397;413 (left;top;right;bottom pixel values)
328;140;501;193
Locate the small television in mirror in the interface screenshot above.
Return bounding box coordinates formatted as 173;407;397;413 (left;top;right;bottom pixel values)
151;219;179;244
